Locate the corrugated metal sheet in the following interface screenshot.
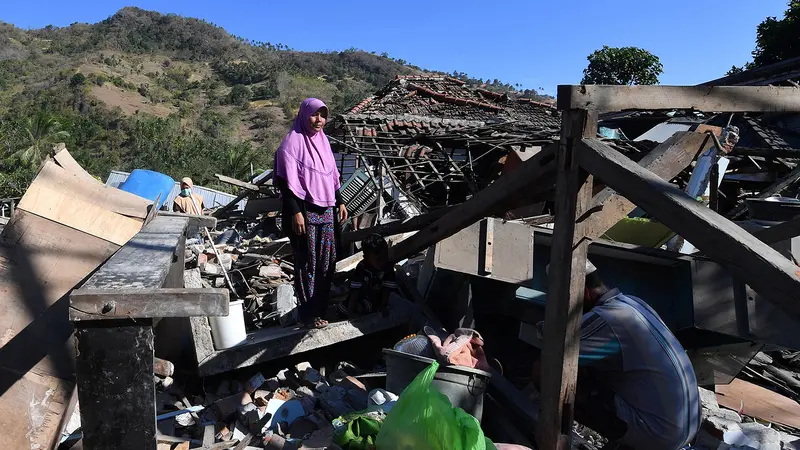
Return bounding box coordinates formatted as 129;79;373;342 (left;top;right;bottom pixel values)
105;171;247;212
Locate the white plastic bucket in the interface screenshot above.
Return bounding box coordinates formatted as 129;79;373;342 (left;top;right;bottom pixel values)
209;300;247;350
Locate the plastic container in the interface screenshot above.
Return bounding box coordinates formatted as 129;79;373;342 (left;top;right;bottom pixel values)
209;300;247;350
383;348;491;422
118;169;175;210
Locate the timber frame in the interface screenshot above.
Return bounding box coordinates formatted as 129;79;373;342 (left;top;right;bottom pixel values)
384;84;800;449
540;85;800;450
69;215;229;450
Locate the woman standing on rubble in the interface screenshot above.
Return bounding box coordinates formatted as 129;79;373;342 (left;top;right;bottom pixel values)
274;98;347;329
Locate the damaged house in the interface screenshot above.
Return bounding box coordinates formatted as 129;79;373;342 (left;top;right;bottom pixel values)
6;65;800;450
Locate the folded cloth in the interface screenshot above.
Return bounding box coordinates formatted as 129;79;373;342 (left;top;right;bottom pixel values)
423;326;490;371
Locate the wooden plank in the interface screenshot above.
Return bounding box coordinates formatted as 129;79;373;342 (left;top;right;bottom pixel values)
215;174;259;192
81;215;189;291
583;131;711;238
727;163;800;219
483;218;494;274
716;378;800;429
158;211;217;229
53;145;97;183
557;85;800;112
537;109;596;450
18;167;143;245
342;206;454;243
75;324;156;450
193;305;410;376
50;154;151;219
754;214;800;244
433;218;534;284
577;138;800;319
233;433;254;450
69;288;229;321
213;172;272;218
388;145;557;263
202;424;215;448
0;209;119;450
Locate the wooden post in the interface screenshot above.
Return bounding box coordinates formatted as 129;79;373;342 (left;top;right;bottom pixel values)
537;109;596;450
71;216;229;449
377;164;386;223
75;321;155;449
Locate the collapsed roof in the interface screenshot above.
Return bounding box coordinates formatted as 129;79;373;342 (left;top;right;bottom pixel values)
329;76;656;221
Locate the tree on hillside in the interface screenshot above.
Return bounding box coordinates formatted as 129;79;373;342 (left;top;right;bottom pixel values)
9;112;70;167
748;0;800;68
228;84;252;107
581;46;663;85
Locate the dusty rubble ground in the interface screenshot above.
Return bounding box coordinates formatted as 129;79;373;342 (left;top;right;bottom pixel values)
150;358;392;449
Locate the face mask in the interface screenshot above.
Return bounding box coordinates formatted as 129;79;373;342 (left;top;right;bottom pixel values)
181;188;191;197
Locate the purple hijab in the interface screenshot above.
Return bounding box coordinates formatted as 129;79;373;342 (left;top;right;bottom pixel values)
274;98;341;208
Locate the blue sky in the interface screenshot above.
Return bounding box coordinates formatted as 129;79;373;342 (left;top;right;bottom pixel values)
1;0;790;95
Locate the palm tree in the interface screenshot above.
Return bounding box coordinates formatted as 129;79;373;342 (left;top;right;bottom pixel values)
223;144;255;181
11;112;70;167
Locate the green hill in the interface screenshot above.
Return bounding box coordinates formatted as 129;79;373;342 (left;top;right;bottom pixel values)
0;7;549;197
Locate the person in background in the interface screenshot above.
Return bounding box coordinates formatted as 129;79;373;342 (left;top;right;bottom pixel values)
173;177;205;214
339;233;397;319
532;259;700;450
274;98;347;329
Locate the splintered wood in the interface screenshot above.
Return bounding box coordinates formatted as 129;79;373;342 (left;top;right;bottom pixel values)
717;378;800;429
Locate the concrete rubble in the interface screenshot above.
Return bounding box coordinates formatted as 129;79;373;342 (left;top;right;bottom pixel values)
148;359;391;449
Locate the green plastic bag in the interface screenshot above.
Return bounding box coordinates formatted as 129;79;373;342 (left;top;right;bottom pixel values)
375;360;496;450
334;414;382;450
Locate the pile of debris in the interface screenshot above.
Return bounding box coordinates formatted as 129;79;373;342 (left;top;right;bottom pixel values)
188;231;302;330
154;360;396;449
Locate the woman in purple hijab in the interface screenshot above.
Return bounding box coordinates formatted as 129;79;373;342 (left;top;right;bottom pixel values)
274;98;347;328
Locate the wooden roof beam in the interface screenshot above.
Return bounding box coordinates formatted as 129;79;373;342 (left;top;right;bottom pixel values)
558;85;800;113
578;137;800;319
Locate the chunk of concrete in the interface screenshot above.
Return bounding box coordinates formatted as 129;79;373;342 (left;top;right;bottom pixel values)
700;387;741;423
277;369;290;383
740;422;781;450
201;262;221;275
260;264;284;278
275;284;298;327
295;362;312;375
184;268;203;289
779;431;800;450
218;253;233;270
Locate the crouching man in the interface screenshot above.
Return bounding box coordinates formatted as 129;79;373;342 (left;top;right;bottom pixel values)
534;260;700;450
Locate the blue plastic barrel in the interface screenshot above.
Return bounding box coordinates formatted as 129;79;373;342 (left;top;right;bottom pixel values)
119;169;175;210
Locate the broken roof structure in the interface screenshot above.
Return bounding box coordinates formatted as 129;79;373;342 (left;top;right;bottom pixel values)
329;75;659;228
329;76;561;211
